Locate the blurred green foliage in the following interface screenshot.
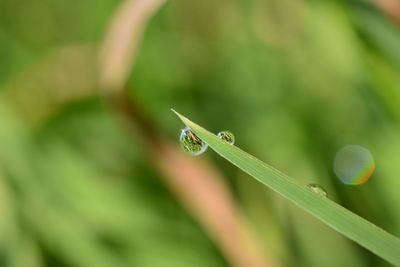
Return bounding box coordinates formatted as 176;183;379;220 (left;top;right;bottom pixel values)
0;0;399;266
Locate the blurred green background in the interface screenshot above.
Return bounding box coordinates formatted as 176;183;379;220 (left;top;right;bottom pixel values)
0;0;400;266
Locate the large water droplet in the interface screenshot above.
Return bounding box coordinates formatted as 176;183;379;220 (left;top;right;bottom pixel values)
217;131;235;145
307;184;328;197
333;144;375;185
179;127;208;156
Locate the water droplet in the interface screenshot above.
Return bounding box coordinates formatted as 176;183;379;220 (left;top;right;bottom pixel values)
333;144;375;185
179;127;208;156
217;131;235;145
307;184;328;197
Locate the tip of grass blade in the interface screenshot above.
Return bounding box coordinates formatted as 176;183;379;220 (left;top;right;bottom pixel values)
170;108;182;119
171;108;193;128
170;108;181;118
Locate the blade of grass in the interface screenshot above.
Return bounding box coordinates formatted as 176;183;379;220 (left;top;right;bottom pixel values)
172;110;400;266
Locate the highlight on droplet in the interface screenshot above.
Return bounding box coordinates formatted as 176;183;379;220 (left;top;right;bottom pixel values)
333;144;375;185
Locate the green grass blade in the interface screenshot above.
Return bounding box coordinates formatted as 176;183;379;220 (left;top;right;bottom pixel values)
173;110;400;266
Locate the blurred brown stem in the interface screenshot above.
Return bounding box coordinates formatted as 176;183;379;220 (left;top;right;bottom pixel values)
99;0;278;267
374;0;400;25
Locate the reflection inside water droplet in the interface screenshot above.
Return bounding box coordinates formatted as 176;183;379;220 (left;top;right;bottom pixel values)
307;184;328;197
333;144;375;185
217;131;235;145
179;127;208;156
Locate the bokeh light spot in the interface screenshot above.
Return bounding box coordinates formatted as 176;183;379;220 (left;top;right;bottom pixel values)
333;144;375;185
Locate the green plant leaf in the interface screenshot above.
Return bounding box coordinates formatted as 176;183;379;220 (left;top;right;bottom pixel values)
173;110;400;266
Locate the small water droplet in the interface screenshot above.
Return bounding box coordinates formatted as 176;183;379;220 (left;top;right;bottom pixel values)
217;131;235;145
179;127;208;156
307;184;328;197
333;144;375;185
